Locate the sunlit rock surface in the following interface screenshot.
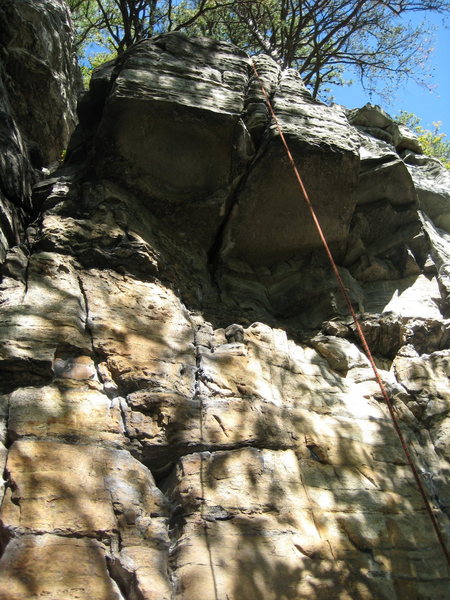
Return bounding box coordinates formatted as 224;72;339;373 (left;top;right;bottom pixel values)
0;23;449;600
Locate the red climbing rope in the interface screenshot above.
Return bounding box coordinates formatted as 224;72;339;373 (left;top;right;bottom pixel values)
251;61;450;569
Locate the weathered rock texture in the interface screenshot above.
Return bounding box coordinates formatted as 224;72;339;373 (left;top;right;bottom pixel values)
0;0;79;262
0;25;450;600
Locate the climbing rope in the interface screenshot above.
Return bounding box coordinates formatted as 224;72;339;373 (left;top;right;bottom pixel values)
251;61;450;569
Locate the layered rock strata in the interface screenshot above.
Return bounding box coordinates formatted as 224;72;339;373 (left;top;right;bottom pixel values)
0;0;79;262
0;28;449;600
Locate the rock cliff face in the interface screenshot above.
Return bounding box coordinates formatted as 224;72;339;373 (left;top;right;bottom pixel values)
0;0;79;262
0;20;450;600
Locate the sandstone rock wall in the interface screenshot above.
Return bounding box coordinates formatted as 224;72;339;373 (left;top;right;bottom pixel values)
0;0;79;262
0;28;449;600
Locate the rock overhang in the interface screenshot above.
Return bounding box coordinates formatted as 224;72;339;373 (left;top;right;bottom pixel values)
85;33;365;268
220;138;360;266
64;31;450;327
87;35;255;249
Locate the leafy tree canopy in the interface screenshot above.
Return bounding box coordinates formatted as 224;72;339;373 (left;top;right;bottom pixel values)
397;110;450;169
68;0;450;100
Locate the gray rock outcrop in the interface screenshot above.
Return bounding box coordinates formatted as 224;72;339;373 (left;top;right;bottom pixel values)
0;0;79;262
0;26;450;600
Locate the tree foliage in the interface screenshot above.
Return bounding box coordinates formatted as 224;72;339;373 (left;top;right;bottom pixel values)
69;0;450;99
397;111;450;169
68;1;235;55
187;0;450;98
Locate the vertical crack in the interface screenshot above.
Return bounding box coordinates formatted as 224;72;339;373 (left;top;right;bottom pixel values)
117;397;131;438
189;315;207;446
166;312;209;600
190;315;220;600
0;464;18;557
21;250;30;303
105;555;129;600
3;391;12;449
77;275;94;348
77;274;103;384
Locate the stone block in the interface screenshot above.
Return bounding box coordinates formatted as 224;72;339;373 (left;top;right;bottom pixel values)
1;440;168;538
8;382;125;444
0;534;122;600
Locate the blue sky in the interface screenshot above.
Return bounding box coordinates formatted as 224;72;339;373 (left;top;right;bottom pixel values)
327;11;449;132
